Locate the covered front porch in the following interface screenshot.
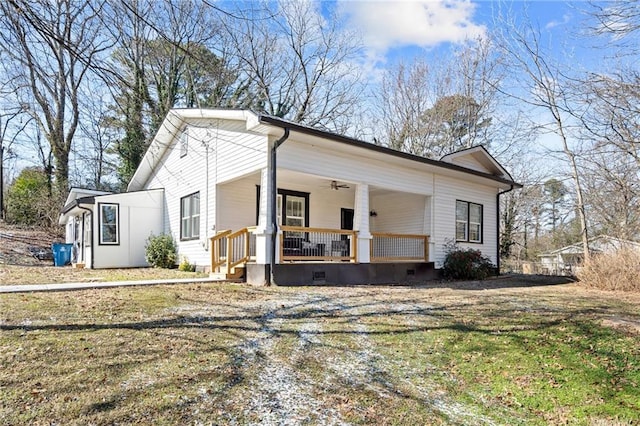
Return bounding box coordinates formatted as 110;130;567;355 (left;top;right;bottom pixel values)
210;168;434;284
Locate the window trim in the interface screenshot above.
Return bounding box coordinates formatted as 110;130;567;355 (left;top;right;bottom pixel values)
255;187;310;228
455;200;483;244
98;203;120;246
180;192;200;241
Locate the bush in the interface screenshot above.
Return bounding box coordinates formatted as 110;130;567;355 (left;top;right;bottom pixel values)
5;167;61;228
178;256;196;272
145;234;177;268
443;244;495;280
577;248;640;292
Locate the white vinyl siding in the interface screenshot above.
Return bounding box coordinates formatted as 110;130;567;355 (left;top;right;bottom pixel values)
369;192;428;235
92;189;164;268
278;141;434;195
432;175;497;267
142;121;266;268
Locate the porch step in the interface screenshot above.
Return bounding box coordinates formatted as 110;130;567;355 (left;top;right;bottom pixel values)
210;266;245;281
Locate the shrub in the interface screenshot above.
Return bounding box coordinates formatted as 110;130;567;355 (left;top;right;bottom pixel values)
577;248;640;292
443;243;495;280
178;256;196;272
145;234;177;268
5;167;61;228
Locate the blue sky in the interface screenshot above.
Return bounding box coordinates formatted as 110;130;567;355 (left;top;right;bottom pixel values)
333;0;599;69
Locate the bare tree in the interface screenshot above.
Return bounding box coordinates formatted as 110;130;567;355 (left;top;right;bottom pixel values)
0;0;109;196
495;15;591;260
373;38;503;158
588;0;640;47
224;0;363;133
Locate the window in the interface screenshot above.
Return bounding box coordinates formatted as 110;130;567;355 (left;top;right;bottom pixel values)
456;200;483;243
181;192;200;240
99;203;119;245
255;187;310;231
180;130;188;158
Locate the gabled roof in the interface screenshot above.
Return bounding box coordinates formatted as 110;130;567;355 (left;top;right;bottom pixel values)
440;146;514;181
128;108;523;192
59;188;112;225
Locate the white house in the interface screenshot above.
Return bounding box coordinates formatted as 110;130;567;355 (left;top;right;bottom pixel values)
60;109;521;285
538;235;640;276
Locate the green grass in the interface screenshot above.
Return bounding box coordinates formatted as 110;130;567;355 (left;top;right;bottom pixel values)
1;282;638;424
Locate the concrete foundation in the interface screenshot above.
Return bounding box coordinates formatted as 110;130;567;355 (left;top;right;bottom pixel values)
246;262;438;286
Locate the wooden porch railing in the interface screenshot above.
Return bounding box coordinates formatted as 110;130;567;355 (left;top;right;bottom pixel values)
280;226;357;262
210;227;256;273
370;232;429;262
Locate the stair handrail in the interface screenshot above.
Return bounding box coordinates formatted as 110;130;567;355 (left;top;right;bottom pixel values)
210;230;232;272
225;227;254;272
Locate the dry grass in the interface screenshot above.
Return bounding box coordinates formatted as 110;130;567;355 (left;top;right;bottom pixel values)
0;264;208;286
1;281;639;425
577;248;640;292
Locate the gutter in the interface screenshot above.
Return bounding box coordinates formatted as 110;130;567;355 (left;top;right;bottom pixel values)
496;185;516;275
268;128;290;286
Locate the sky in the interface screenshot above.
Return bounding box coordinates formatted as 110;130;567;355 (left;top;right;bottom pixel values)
332;0;601;69
327;0;616;174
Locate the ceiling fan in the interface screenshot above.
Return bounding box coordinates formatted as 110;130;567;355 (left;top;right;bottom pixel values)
330;180;350;190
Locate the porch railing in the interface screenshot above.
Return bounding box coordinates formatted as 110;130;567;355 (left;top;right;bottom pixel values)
210;227;256;272
370;232;429;262
280;226;357;262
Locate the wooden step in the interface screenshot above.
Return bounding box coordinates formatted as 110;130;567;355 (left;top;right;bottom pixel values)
210;266;245;281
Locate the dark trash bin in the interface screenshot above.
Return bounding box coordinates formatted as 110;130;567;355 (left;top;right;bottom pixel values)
52;243;73;266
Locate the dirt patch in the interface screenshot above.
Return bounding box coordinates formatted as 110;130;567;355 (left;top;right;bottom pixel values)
0;223;63;266
601;317;640;334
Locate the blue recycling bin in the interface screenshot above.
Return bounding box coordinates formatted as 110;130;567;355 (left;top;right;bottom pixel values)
52;243;73;266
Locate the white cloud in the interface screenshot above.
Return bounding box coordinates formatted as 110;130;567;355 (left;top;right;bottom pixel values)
338;0;486;55
545;13;572;30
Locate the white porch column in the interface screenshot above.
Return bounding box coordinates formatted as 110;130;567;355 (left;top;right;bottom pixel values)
254;167;272;264
353;183;371;263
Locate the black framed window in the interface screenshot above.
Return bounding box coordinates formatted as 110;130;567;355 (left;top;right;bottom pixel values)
180;192;200;240
255;187;310;229
456;200;483;243
98;203;119;245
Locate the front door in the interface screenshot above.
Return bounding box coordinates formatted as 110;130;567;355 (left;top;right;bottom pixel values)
341;208;354;231
339;208;354;256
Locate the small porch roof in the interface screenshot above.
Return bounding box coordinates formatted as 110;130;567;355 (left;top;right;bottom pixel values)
58;188;112;225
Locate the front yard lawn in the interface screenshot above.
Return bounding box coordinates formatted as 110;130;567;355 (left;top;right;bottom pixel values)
0;265;207;286
1;281;638;424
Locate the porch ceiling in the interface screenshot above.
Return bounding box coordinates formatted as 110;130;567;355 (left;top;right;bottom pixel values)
277;169;395;196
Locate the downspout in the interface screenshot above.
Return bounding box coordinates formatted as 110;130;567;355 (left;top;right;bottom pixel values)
268;128;290;286
496;185;515;275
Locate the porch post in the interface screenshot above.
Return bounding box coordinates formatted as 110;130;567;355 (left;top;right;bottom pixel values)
353;183;371;263
254;167;272;265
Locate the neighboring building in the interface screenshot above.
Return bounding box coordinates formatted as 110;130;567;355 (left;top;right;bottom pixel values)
538;235;640;276
60;109;521;285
